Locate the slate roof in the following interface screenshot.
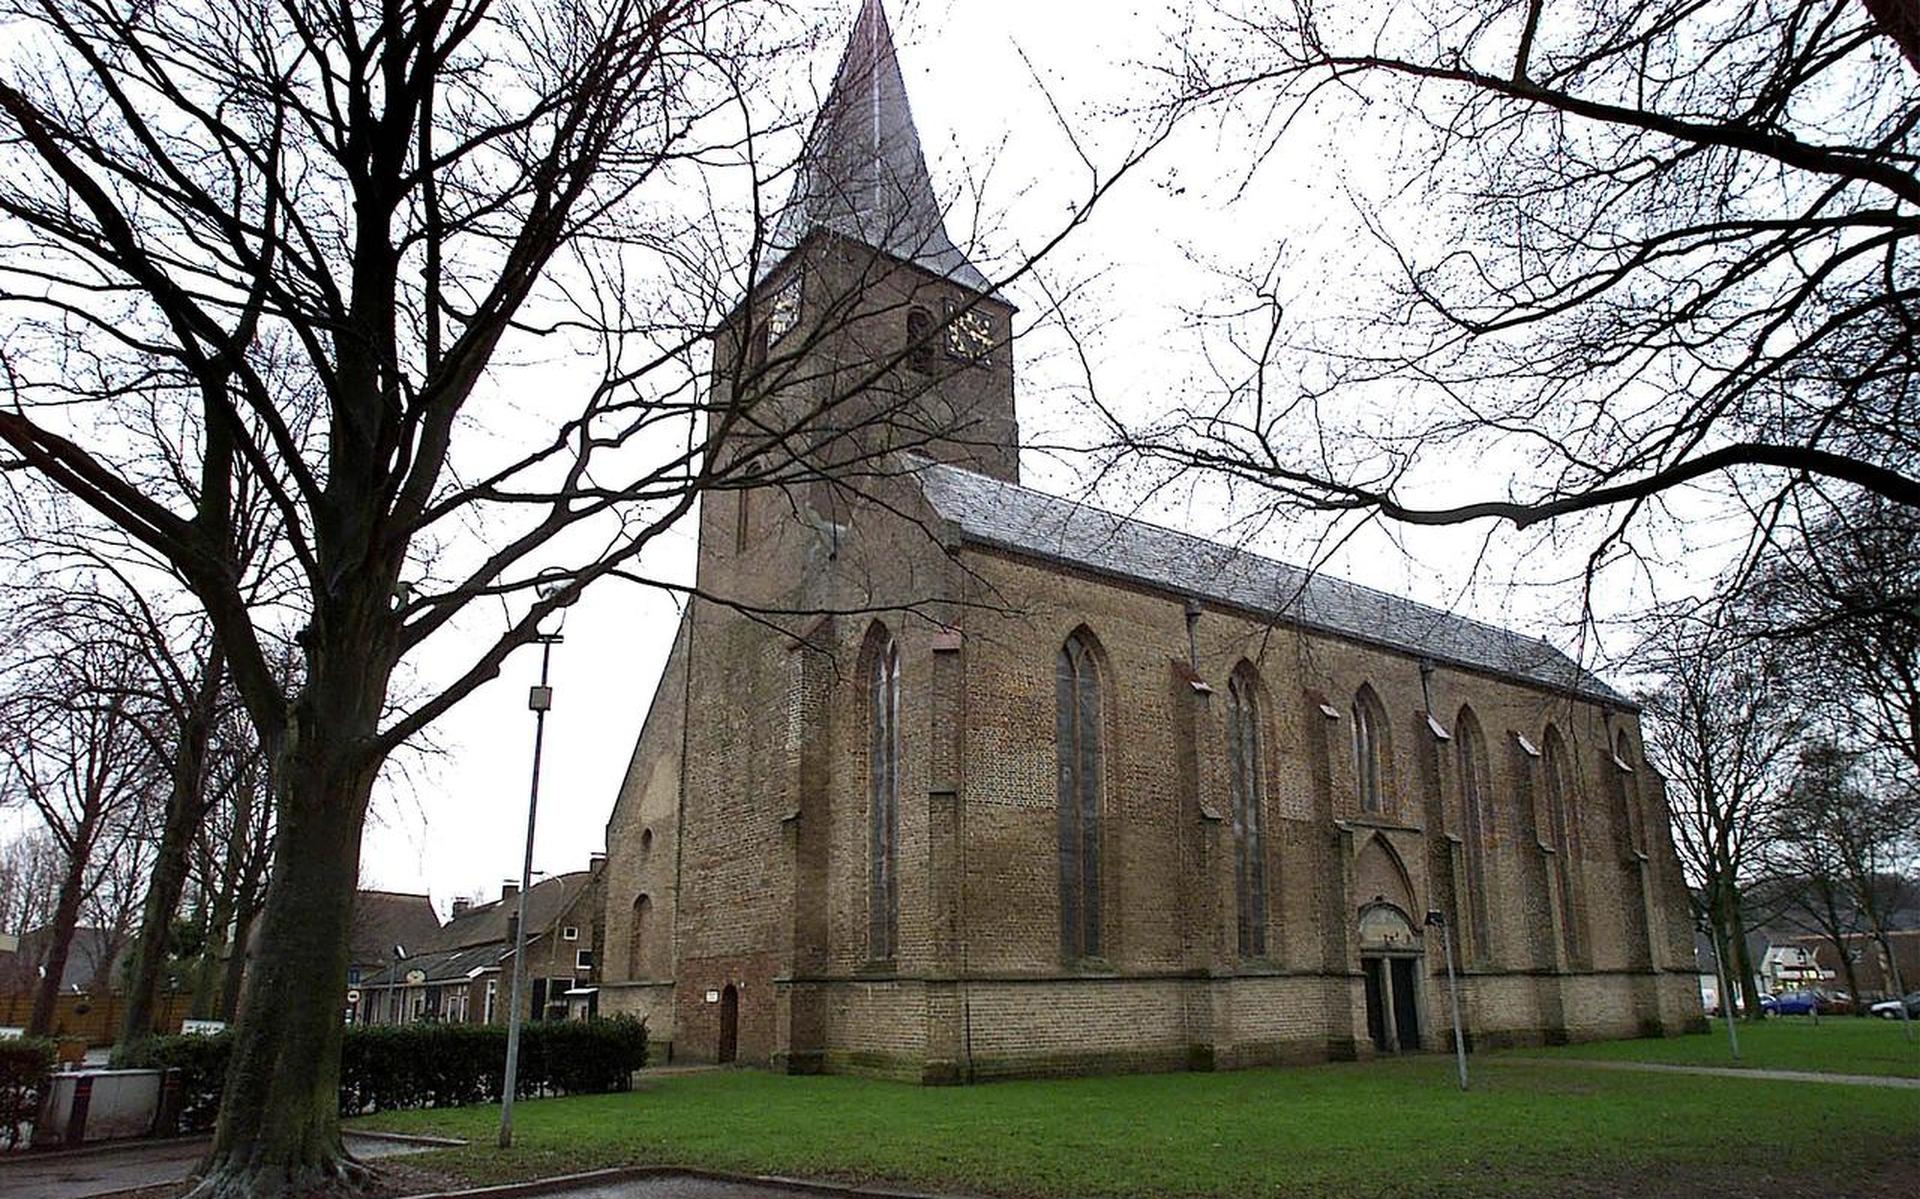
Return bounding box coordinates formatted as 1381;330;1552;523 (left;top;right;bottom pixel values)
0;926;128;992
912;459;1628;705
348;891;442;969
432;872;591;952
759;0;992;293
359;942;507;989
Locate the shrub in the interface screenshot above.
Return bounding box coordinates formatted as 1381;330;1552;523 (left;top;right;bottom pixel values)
121;1015;646;1131
115;1030;231;1132
0;1037;56;1149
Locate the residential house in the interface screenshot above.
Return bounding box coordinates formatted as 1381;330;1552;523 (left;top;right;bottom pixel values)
357;860;603;1026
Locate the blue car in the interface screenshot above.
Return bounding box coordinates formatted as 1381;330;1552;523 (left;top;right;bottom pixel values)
1761;990;1826;1015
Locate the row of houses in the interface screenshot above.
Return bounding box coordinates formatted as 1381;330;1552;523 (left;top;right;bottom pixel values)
1695;927;1919;1011
350;856;605;1027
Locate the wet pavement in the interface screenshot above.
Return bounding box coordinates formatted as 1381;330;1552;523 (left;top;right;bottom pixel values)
0;1132;441;1199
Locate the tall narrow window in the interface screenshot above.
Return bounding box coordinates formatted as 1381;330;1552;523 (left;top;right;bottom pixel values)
1613;729;1646;855
905;306;935;373
1057;631;1103;960
1456;706;1494;965
1227;667;1269;958
869;633;901;961
1543;728;1581;964
1352;685;1387;813
629;894;652;979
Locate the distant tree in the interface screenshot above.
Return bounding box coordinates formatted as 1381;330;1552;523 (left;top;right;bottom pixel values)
0;633;161;1034
1775;738;1917;1027
1748;498;1920;789
1640;609;1805;1019
0;830;61;939
1109;0;1917;597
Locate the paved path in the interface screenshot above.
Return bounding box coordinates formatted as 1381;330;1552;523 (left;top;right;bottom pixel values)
397;1169;964;1199
0;1132;443;1199
1510;1056;1920;1089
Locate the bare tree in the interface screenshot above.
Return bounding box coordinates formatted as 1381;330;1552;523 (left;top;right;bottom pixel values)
1639;608;1805;1019
0;3;1143;1190
1776;738;1917;1029
0;829;61;939
0;634;161;1035
1106;0;1917;586
1750;497;1920;786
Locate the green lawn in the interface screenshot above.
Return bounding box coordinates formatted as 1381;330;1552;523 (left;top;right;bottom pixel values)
356;1055;1920;1198
1510;1016;1920;1078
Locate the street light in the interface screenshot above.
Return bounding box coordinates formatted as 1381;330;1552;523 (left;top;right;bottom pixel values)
1425;910;1470;1091
499;575;572;1149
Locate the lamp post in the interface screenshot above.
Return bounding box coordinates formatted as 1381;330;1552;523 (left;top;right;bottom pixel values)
499;587;569;1150
1425;910;1469;1092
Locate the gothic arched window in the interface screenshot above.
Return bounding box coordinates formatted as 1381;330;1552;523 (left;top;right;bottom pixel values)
1612;728;1646;856
1228;666;1269;958
1543;726;1582;964
1456;705;1494;965
905;306;935;373
1057;630;1103;961
868;631;901;961
1352;684;1388;813
629;894;652;979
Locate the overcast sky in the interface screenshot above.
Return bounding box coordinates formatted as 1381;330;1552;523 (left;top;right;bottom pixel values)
334;0;1742;911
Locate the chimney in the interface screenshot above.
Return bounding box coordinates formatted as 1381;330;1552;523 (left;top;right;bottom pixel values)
501;879;519;903
450;897;472;918
589;852;607;879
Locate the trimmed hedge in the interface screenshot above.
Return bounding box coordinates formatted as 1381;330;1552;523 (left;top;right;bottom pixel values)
119;1015;647;1132
0;1037;55;1149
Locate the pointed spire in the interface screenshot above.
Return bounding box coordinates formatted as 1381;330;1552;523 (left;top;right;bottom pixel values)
760;0;992;293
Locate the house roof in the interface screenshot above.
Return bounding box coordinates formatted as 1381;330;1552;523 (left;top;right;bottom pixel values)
759;0;991;293
0;926;127;992
427;872;591;953
360;941;508;989
911;459;1628;705
349;890;442;967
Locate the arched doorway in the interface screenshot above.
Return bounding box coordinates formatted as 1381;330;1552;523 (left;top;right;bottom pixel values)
717;984;739;1064
1358;903;1423;1054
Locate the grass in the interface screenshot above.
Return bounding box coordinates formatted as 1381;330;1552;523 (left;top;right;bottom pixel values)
355;1052;1920;1198
1511;1016;1920;1078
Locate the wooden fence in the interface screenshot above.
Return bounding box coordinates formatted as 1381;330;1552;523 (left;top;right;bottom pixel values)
0;992;195;1046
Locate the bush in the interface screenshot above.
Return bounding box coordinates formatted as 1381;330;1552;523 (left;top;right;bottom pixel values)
114;1030;231;1132
0;1037;56;1149
121;1015;647;1131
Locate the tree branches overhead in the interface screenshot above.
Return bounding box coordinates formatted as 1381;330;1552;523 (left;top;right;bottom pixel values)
1117;0;1917;559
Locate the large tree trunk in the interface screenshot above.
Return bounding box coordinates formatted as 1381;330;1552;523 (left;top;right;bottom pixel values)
116;772;207;1047
1729;897;1766;1021
27;848;91;1037
119;675;217;1050
186;746;375;1199
218;902;256;1024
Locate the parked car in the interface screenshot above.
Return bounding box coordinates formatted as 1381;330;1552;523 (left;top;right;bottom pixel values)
1869;991;1920;1019
1762;989;1850;1015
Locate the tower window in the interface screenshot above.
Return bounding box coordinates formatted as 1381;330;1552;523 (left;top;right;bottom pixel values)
906;306;935;373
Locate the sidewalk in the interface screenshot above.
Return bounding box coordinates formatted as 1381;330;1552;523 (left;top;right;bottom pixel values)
1509;1056;1920;1089
0;1131;452;1199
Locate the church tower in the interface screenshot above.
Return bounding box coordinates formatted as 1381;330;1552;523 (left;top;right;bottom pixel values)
714;0;1020;488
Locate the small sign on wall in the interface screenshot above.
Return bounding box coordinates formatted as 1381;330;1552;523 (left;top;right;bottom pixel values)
705;989;720;1003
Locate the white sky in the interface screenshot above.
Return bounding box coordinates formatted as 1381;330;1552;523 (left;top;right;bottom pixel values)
303;1;1747;908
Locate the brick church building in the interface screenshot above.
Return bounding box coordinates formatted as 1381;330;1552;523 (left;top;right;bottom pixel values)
596;0;1703;1079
